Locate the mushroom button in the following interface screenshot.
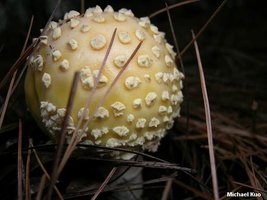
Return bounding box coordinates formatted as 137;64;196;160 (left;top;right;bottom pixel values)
24;5;184;160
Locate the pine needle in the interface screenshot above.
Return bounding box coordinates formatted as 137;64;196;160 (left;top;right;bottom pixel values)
192;30;219;200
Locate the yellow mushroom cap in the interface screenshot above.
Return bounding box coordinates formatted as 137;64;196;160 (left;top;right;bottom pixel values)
24;5;184;160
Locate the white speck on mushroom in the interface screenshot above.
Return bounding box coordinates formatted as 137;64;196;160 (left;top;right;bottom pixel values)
171;91;183;105
144;74;151;82
150;25;159;34
80;66;94;89
118;32;131;44
48;21;58;29
57;108;66;118
39;36;48;45
84;8;94;17
113;126;129;136
69;18;80;28
114;55;127;68
92;70;108;86
52;50;62;61
42;73;51;88
40;101;56;114
129;133;137;141
167;106;173;114
68;39;78;50
94;5;103;13
155;72;164;83
136;118;146;128
166;43;177;58
125;76;141;89
163;116;170;123
173;68;184;81
161;91;170;101
134;136;145;145
165;55;174;67
166;119;174;130
119;9;134;17
163;73;170;83
144;131;154;140
33;55;44;71
93;13;106;23
172;85;178;93
90;34;107;50
137;54;152;68
104;5;114;13
111;101;126;117
153;32;165;44
138;17;150;28
52;27;62;40
78;107;89;120
133;98;142;109
64;10;80;20
127;114;135;123
151;45;161;58
135;29;145;41
149;117;160;128
169;74;175;82
59;59;70;71
80;24;91;33
93;107;109;119
158;106;167;114
106;138;120;148
113;12;126;22
91;128;106;139
145;92;157;106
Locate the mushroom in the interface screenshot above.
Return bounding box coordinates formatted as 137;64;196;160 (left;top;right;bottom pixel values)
24;5;184;160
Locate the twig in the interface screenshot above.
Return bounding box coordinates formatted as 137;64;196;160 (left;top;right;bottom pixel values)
30;141;63;200
0;70;17;128
80;0;85;14
46;72;80;200
25;139;32;200
11;16;34;95
178;0;228;59
161;178;173;200
18;119;23;200
35;175;46;200
73;156;194;172
149;0;199;18
91;167;118;200
42;0;61;34
192;30;219;200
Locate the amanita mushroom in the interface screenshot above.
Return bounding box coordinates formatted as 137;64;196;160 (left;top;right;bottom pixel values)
24;5;184;160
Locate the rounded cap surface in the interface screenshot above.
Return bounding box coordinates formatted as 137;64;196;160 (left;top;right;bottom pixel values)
24;5;184;159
